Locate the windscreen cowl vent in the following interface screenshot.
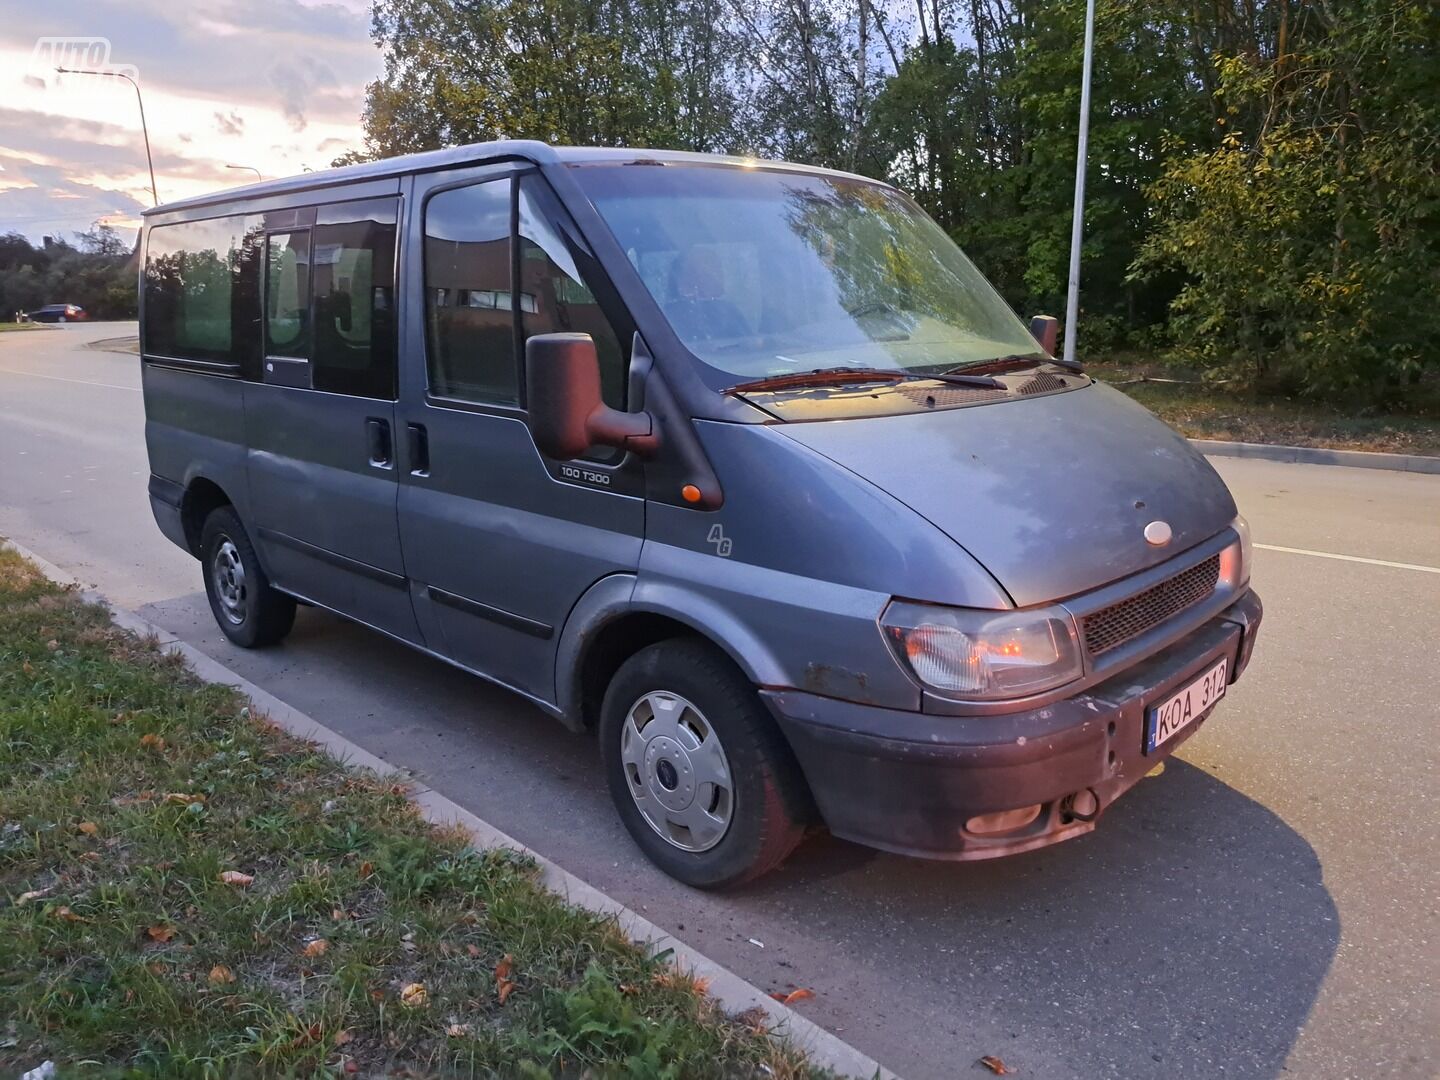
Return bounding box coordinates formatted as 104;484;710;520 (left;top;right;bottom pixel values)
897;384;1004;408
1017;371;1067;395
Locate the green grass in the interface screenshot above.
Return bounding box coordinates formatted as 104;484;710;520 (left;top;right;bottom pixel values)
0;549;823;1079
0;322;48;332
1088;356;1440;457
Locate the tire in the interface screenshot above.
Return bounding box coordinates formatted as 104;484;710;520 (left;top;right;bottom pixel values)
200;506;296;648
600;639;808;889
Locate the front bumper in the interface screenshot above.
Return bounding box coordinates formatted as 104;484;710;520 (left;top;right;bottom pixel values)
765;589;1262;860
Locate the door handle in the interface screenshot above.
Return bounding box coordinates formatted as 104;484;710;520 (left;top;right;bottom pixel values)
365;417;393;468
407;423;430;475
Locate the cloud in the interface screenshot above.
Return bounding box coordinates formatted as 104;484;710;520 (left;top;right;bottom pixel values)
214;110;245;136
0;149;146;245
268;57;339;133
23;74;44;90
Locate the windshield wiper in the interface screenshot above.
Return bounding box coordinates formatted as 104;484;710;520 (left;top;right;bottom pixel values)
947;353;1085;375
727;366;1003;395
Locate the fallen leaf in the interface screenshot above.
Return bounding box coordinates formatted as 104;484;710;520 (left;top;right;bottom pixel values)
445;1023;471;1037
21;659;33;675
17;888;52;905
45;639;59;651
54;906;88;923
343;1061;359;1075
302;938;328;958
399;982;428;1008
76;821;99;836
139;733;166;751
147;962;166;976
497;979;516;1005
164;792;205;805
218;870;254;887
208;964;235;985
147;924;176;942
494;955;513;981
79;851;101;863
978;1056;1010;1075
334;1029;353;1046
466;944;481;958
780;988;815;1006
331;908;347;921
358;861;374;878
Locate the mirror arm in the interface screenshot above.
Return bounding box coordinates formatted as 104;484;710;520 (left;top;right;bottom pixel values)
588;404;657;456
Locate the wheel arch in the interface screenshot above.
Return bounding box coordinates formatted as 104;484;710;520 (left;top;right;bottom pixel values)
180;475;235;556
556;576;790;734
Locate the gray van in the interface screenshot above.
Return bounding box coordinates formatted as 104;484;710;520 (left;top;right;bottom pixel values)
141;142;1262;888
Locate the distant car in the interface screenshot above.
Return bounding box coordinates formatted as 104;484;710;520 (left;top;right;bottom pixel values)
24;303;87;323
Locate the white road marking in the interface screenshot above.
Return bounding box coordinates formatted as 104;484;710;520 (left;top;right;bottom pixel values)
0;366;139;392
1256;543;1440;575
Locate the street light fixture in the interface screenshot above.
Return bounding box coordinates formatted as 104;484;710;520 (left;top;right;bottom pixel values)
56;66;158;207
226;164;262;181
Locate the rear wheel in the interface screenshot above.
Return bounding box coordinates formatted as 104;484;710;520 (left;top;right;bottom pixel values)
600;639;808;888
200;506;295;648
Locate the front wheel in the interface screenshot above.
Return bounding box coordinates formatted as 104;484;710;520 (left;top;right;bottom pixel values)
599;639;809;889
200;506;296;648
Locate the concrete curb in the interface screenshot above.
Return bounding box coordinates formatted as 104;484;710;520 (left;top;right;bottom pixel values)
1193;438;1440;475
2;538;895;1080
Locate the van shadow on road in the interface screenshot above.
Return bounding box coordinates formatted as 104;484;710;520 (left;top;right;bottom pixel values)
764;759;1338;1078
137;595;1337;1080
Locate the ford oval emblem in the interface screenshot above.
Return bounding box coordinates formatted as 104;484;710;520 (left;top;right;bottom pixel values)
1144;520;1173;547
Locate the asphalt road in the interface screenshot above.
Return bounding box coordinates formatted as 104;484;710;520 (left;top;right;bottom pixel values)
2;323;1437;1080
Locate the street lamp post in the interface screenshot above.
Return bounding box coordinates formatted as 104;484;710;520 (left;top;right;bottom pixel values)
55;66;158;206
226;165;262;181
1061;0;1097;365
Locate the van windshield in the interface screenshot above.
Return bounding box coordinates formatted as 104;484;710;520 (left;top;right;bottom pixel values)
573;164;1043;382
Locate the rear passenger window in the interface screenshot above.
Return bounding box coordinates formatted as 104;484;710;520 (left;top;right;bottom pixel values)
424;179;516;404
265;231;311;359
312;198;398;399
517;175;627;409
143;214;263;370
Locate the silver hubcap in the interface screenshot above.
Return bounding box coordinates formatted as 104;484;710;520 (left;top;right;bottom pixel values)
620;691;734;853
211;538;248;625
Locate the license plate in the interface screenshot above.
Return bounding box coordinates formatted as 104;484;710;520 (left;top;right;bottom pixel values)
1145;657;1228;754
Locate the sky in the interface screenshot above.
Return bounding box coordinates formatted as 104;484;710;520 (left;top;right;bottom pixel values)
0;0;383;246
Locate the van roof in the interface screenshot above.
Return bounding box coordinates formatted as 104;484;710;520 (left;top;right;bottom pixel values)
142;141;884;219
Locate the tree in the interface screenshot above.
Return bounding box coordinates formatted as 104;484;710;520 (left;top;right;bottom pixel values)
1134;0;1440;397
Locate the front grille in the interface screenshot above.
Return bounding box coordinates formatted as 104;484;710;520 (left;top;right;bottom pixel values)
1082;554;1220;655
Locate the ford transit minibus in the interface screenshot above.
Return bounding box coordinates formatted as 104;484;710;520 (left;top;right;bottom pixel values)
141;142;1261;887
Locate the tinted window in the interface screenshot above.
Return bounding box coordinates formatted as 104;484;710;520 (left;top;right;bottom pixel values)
424;179;515;404
312;198;398;399
144;215;262;368
517;175;626;409
266;231;311;359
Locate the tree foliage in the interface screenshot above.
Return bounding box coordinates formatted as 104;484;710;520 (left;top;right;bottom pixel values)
0;225;137;321
348;0;1439;401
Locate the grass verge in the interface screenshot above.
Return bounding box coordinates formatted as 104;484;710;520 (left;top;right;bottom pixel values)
0;322;48;332
1088;357;1440;457
0;548;823;1079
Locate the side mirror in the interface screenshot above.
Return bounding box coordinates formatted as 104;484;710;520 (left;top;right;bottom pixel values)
525;333;656;461
1029;315;1059;355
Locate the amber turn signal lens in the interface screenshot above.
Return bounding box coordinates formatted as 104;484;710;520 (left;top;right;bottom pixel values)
681;484;702;503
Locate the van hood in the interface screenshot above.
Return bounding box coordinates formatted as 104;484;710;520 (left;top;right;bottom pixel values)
774;382;1237;607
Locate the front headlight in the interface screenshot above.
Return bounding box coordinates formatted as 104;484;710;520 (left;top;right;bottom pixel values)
1231;514;1253;585
881;601;1084;699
